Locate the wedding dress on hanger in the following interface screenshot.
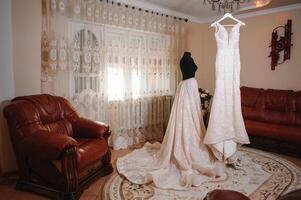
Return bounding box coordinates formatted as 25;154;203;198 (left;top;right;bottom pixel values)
117;52;225;190
204;13;250;163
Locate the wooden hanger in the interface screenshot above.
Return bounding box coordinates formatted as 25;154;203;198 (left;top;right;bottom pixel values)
211;13;246;27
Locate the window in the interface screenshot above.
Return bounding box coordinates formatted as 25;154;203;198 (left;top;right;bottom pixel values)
69;21;175;102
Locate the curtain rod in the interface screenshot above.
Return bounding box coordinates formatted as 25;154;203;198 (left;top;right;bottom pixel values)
100;0;188;22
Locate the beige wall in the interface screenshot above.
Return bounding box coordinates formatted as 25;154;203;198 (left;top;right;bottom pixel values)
12;0;41;96
184;21;215;92
185;8;301;93
183;22;202;84
0;0;16;175
0;0;41;173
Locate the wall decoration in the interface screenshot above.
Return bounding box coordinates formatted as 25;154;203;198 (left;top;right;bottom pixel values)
268;20;293;70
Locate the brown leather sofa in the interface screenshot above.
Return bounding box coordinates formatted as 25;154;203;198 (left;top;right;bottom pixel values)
3;94;113;199
240;86;301;157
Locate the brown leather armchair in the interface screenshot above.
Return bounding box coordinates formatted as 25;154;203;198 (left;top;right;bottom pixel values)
3;94;113;199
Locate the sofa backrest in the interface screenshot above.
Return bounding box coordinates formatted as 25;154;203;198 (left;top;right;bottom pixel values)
261;89;294;125
240;87;264;121
293;91;301;125
263;89;293;112
241;87;299;126
3;94;79;140
241;86;264;108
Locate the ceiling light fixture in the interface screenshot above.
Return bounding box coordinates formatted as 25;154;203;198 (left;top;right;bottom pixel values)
203;0;250;13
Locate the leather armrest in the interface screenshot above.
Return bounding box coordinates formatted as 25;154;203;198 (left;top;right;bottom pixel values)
75;118;110;139
20;131;78;160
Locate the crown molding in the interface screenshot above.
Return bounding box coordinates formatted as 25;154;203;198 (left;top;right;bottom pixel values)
197;3;301;24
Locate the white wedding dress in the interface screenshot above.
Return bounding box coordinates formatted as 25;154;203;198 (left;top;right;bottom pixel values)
204;22;250;163
117;78;224;190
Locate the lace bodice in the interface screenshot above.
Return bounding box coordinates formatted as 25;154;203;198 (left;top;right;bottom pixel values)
215;23;241;49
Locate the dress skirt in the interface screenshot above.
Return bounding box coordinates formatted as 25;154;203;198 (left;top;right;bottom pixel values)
117;78;224;190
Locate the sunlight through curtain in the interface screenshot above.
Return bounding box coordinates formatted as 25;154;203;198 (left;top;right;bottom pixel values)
41;0;183;149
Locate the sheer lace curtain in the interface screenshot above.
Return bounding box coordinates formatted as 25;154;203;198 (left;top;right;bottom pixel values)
41;0;184;149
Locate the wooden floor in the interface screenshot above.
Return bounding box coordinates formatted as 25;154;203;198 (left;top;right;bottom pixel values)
0;145;300;200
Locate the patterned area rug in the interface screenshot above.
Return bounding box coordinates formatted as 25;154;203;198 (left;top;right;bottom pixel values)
102;148;301;200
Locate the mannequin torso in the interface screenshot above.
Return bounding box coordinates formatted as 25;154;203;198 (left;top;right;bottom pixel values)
180;52;198;80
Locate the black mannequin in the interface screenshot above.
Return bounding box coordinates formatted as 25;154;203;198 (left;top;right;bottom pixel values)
180;52;198;80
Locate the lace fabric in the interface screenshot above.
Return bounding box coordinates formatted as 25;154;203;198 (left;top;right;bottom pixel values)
41;0;183;149
117;78;225;190
204;22;250;162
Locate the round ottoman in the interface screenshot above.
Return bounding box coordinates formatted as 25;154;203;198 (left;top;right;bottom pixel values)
277;189;301;200
203;189;250;200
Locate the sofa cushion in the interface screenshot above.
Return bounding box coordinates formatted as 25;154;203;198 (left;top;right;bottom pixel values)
76;138;108;170
294;91;301;112
261;109;297;126
260;89;295;125
293;92;301;126
241;87;264;121
241;86;264;108
45;119;73;137
242;106;262;121
244;119;301;144
14;95;62;124
263;89;293;112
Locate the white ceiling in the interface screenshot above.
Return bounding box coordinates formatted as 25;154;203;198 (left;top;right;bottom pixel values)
137;0;217;19
117;0;225;22
116;0;301;23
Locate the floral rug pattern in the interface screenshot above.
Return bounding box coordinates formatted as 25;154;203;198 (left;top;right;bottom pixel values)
102;148;301;200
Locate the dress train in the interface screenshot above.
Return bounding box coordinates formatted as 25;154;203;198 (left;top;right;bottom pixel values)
117;78;224;190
